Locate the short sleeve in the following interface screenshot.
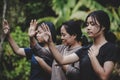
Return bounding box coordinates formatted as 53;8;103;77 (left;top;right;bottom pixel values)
24;48;33;60
104;43;118;63
31;43;43;57
75;48;83;59
32;43;54;66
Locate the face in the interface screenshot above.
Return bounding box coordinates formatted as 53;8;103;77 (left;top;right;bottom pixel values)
36;26;45;43
60;25;76;46
86;16;104;38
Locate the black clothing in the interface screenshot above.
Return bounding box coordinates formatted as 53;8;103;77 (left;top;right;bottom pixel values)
75;42;117;80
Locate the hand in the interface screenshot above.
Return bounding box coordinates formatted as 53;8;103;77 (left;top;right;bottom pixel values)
28;19;38;37
41;23;53;43
2;19;10;35
88;47;97;58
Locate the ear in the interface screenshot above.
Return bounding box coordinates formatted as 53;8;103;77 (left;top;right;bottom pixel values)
72;34;77;39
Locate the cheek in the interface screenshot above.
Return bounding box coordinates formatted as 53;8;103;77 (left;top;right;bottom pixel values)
36;35;43;41
62;37;69;44
93;27;100;33
64;37;72;44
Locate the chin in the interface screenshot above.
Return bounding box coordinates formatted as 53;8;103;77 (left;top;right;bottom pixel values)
38;40;42;43
63;43;67;46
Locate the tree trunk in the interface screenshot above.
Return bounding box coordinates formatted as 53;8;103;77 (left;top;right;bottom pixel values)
0;0;7;60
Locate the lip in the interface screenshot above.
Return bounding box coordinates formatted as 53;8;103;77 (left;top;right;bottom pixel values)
87;31;91;34
62;40;65;42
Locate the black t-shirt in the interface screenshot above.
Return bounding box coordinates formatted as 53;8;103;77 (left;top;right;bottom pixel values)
75;42;117;80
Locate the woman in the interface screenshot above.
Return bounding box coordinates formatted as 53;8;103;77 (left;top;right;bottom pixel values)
2;19;56;80
31;19;88;80
42;10;118;80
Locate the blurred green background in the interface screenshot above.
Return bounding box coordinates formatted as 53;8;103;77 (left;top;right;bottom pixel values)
0;0;120;80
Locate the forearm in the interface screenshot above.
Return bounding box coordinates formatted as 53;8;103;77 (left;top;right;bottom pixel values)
31;43;48;57
62;62;79;74
66;65;80;80
30;37;37;48
90;57;108;80
48;42;79;65
7;34;25;56
35;56;51;74
48;42;64;65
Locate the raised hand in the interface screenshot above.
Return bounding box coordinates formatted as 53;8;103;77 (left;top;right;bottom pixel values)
2;19;10;35
28;19;38;37
41;23;53;43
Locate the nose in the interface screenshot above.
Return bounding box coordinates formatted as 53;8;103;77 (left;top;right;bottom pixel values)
86;25;91;30
61;35;63;39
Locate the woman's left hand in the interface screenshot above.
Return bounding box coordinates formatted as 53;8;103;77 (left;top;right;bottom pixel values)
88;47;97;58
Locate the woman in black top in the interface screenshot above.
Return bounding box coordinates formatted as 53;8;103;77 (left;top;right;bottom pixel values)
42;10;118;80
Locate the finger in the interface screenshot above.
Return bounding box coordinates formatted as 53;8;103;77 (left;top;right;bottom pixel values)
30;19;33;25
88;48;92;55
34;30;38;35
44;23;49;31
45;24;50;32
34;19;38;26
33;19;36;22
88;49;91;54
2;20;10;30
4;29;9;34
3;19;8;26
33;19;36;25
41;23;46;31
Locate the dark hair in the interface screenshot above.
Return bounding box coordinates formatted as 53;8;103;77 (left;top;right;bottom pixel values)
85;10;117;43
62;20;88;45
37;22;56;43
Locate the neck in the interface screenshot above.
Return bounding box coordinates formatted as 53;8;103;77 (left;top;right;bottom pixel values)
69;41;82;49
93;34;107;46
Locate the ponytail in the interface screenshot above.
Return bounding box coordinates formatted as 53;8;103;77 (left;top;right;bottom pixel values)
104;31;117;44
81;35;89;46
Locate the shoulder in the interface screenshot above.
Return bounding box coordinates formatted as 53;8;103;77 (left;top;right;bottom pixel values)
101;42;118;51
75;45;90;57
101;42;118;62
56;44;67;50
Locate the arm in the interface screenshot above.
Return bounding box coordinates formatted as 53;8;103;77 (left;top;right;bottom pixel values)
7;34;26;56
31;44;53;74
28;19;38;48
35;56;52;74
30;37;37;48
3;19;25;56
65;62;80;80
40;24;79;65
49;42;79;65
88;48;114;80
28;20;52;73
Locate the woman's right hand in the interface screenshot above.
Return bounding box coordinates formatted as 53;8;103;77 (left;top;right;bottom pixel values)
41;23;53;43
28;19;38;37
2;19;10;35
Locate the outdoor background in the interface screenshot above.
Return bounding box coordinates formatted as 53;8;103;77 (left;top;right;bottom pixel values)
0;0;120;80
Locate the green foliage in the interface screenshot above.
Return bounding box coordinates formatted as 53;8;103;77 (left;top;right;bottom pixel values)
1;26;30;80
1;0;120;79
38;0;88;28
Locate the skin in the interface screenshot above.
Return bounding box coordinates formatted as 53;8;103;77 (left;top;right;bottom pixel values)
60;25;81;49
29;20;52;74
31;22;82;73
2;19;51;74
87;17;114;80
42;16;115;80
